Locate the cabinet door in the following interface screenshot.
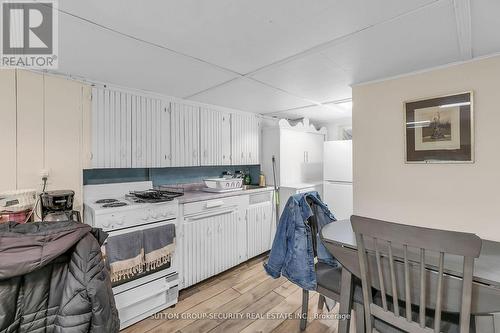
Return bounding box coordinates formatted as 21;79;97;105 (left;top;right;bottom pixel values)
132;97;170;168
231;112;247;165
305;133;325;164
248;115;260;164
182;210;239;288
279;129;305;185
91;87;132;168
246;202;273;258
171;102;200;167
0;70;16;192
200;108;231;166
231;113;260;165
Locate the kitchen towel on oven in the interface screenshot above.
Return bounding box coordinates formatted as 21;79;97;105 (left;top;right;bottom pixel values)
105;231;144;282
143;223;176;271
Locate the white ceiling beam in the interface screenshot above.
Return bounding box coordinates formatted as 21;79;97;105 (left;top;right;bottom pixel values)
453;0;472;60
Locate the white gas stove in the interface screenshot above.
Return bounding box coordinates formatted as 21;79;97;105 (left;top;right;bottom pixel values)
83;181;180;330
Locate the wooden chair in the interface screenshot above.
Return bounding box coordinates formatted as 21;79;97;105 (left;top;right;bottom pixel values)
300;198;364;332
351;215;482;333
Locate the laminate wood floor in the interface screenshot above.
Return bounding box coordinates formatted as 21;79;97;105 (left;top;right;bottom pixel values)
124;254;355;333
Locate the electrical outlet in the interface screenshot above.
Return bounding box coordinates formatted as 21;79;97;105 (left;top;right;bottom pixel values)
40;169;49;178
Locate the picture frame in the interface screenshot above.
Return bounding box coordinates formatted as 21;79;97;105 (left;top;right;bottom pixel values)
404;91;474;163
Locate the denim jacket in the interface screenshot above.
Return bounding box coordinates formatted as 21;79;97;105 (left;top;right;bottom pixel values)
264;191;337;290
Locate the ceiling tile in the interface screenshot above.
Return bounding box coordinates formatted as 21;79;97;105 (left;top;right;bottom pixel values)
320;0;461;84
251;53;352;103
471;0;500;57
189;78;311;113
56;13;238;98
59;0;437;74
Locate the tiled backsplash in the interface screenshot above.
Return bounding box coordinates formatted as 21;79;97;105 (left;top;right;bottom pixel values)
83;165;261;186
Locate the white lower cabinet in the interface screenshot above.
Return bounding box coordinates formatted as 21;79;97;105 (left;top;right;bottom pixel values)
180;191;275;289
246;202;274;259
182;210;240;288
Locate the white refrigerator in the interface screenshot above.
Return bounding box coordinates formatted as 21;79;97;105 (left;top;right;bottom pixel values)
323;140;353;220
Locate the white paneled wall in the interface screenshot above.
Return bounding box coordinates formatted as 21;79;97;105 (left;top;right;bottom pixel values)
131;96;170;168
92;88;132;168
0;70;90;209
170;102;200;167
200;108;231;166
0;70;17;192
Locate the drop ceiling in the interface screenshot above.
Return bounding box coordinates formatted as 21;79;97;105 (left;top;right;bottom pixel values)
49;0;500;123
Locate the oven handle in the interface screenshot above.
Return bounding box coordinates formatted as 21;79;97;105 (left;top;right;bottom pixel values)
106;220;175;237
185;209;236;222
117;282;171;308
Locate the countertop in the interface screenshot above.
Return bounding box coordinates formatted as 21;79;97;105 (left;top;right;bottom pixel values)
177;186;274;204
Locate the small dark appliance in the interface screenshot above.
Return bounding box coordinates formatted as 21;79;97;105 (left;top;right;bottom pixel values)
40;190;81;222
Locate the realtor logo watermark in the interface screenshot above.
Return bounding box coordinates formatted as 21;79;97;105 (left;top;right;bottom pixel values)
1;0;58;68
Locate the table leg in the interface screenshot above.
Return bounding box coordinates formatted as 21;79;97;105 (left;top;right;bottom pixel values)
338;268;353;333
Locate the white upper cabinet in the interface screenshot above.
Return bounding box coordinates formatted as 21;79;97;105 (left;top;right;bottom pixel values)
91;87;261;169
171;102;200;167
131;96;170;168
200;108;231;166
231;113;260;165
91;87;132;168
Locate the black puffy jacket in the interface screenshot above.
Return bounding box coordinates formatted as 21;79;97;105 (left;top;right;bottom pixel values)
0;221;120;333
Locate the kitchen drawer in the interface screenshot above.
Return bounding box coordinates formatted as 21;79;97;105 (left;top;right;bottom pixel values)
249;192;272;205
114;274;178;328
183;196;241;216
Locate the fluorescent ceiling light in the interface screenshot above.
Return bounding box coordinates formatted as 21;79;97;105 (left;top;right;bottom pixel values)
335;100;352;110
439;102;470;108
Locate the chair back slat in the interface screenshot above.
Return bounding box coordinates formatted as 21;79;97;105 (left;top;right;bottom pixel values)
434;252;445;332
351;215;482;333
404;245;412;322
374;238;388;311
420;249;426;328
388;242;399;316
460;257;475;331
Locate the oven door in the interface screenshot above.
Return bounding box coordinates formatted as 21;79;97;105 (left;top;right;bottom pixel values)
105;219;179;329
104;219;178;285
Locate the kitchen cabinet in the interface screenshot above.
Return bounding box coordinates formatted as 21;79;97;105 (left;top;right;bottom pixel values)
170;102;200;167
246;199;274;259
0;70;17;192
91;87;132;168
262;118;326;188
200;108;231;166
182;210;240;287
231;113;260;165
132;96;170;168
179;191;275;289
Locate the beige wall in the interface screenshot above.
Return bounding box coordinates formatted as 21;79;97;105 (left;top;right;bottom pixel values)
0;70;91;212
353;55;500;241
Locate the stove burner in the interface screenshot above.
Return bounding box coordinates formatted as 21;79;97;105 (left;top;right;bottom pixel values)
95;199;118;204
102;202;128;208
127;189;184;203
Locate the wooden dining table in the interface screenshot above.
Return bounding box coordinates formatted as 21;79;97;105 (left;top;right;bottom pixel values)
320;219;500;333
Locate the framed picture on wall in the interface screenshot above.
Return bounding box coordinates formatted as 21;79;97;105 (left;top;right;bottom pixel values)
404;92;474;163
